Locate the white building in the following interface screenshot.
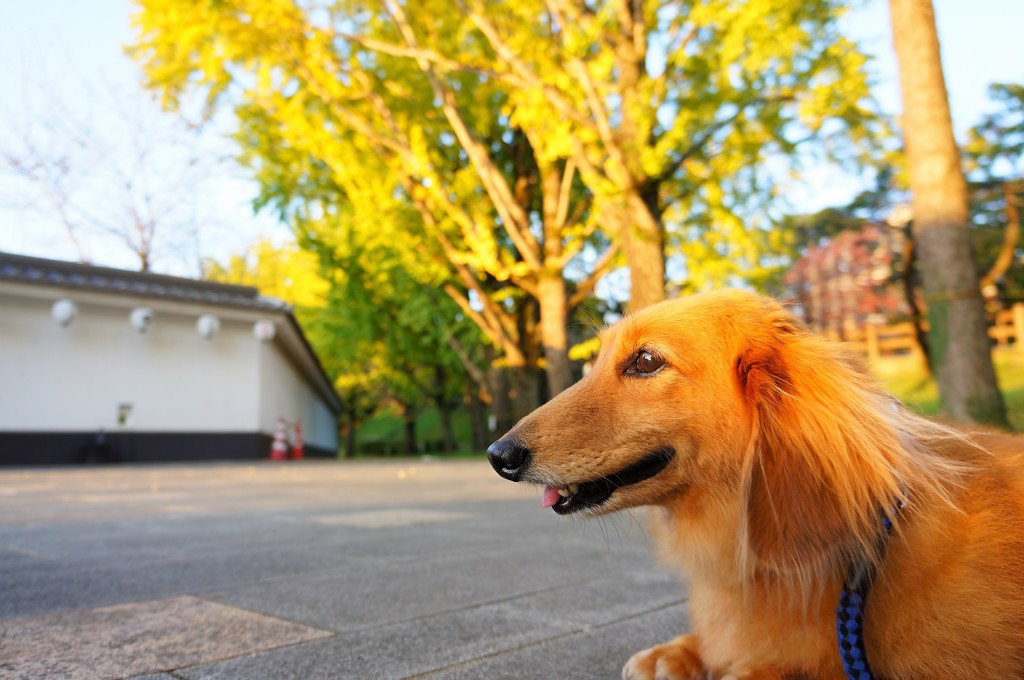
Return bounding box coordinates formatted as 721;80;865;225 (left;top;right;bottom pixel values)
0;252;341;464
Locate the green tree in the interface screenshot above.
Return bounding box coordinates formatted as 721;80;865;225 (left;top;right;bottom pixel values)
298;207;490;455
968;84;1024;179
966;83;1024;300
207;232;483;456
888;0;1008;427
306;288;388;458
324;244;474;456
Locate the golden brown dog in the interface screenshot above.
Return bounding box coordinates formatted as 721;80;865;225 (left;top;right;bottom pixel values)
487;289;1024;680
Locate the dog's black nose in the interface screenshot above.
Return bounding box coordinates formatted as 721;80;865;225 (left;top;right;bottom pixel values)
487;438;531;481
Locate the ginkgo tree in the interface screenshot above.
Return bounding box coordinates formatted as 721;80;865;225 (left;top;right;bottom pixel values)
231;92;557;420
130;0;605;401
204;238;330;308
129;0;878;404
442;0;878;303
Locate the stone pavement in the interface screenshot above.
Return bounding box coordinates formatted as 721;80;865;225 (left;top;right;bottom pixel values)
0;460;687;679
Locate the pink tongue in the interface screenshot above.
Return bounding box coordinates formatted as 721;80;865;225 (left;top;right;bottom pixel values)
541;485;562;508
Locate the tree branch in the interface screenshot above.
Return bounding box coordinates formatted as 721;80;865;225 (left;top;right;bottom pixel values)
408;190;522;350
554;156;576;231
447;335;491;398
655;94;797;184
383;0;542;269
341;33;502;80
980;181;1021;289
569;241;620;309
458;0;595;131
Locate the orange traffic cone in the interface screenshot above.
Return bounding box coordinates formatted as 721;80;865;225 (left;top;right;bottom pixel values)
291;419;304;460
270;418;288;461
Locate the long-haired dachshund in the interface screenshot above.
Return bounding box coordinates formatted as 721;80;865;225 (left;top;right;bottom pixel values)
487;289;1024;679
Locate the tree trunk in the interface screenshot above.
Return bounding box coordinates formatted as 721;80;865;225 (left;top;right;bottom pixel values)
400;402;418;454
432;365;458;452
509;362;540;424
467;384;489;452
889;0;1009;427
489;364;513;436
513;296;545;414
537;274;573;397
534;152;575;398
612;8;666;313
438;400;457;452
900;229;933;371
625;188;666;311
343;407;358;458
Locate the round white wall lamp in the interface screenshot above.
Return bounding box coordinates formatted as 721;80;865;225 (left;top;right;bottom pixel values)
197;314;220;340
52;299;78;327
130;307;155;333
253;319;276;342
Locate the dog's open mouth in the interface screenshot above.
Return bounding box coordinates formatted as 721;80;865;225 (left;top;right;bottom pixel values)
541;447;675;515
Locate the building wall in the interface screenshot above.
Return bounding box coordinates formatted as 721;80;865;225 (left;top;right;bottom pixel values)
0;288;337;462
257;341;338;454
0;293;261;433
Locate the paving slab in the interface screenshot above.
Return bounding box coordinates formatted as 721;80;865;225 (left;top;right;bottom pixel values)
0;460;686;679
428;603;688;679
0;595;332;680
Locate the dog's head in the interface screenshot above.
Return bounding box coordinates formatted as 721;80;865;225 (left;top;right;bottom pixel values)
488;289;962;577
488;289;771;516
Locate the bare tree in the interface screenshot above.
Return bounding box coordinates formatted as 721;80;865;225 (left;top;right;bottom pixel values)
1;80;215;273
889;0;1009;427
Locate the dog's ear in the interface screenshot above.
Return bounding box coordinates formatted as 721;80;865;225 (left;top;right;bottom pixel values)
737;316;865;580
737;304;967;587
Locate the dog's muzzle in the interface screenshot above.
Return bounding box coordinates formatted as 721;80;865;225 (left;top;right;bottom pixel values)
486;437;531;481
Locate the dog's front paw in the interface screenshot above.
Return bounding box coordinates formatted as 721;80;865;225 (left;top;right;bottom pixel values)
622;634;705;680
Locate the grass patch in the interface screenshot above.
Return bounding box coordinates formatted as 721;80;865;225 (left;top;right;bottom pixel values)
350;448;484;461
873;349;1024;430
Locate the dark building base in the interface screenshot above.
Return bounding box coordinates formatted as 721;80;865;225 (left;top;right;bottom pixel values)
0;432;337;466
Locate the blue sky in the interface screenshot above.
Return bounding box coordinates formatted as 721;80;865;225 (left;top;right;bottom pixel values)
846;0;1023;134
0;0;1021;276
783;0;1024;210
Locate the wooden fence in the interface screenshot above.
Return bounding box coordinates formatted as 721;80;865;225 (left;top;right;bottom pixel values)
831;303;1024;362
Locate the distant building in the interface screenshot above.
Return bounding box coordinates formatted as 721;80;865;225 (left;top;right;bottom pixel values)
0;252;341;465
785;223;911;334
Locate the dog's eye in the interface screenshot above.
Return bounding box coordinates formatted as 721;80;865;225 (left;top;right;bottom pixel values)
629;350;666;375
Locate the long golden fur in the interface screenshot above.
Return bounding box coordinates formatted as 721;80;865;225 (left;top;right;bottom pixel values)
487;289;1024;679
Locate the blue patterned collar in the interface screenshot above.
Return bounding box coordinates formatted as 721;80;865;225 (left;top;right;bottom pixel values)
836;499;906;680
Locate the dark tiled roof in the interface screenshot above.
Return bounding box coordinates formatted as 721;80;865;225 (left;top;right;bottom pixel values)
0;252;287;312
